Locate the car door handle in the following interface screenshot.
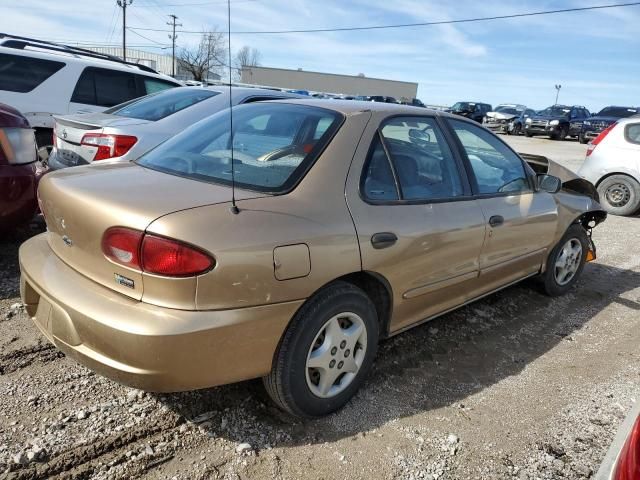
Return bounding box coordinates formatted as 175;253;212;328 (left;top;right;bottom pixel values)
488;215;504;227
371;232;398;249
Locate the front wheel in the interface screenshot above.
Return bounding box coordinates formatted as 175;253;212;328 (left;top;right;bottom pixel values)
579;133;588;144
541;225;589;296
596;174;640;216
263;281;379;418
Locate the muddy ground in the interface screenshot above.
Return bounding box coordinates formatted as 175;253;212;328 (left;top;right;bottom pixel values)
1;137;639;479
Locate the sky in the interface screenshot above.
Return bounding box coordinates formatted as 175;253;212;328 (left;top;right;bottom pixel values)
2;0;639;111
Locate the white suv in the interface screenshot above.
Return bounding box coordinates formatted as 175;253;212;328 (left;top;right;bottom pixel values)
0;34;181;152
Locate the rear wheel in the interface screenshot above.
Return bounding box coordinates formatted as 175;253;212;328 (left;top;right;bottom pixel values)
597;174;640;216
525;131;533;138
263;281;379;418
541;225;589;296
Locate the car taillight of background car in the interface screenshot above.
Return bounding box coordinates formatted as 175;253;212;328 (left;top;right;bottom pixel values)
0;127;37;166
81;133;138;161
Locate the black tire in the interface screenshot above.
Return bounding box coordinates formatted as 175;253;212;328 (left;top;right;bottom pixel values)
558;126;569;141
541;224;589;297
512;123;522;136
525;131;533;138
263;281;379;418
34;128;53;164
579;133;588;144
596;174;640;216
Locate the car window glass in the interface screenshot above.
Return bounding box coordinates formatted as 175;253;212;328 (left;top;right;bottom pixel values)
137;103;342;193
379;117;464;200
142;77;177;94
0;53;65;93
94;70;137;107
362;135;399;201
71;69;96;104
105;88;219;121
449;119;529;194
314;117;333;140
626;124;640;144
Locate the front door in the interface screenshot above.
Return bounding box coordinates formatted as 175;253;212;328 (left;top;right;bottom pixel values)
346;115;486;333
446;118;558;294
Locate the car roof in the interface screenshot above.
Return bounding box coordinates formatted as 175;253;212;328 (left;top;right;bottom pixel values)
260;98;457;118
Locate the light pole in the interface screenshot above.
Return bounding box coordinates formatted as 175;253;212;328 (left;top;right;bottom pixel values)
554;84;562;105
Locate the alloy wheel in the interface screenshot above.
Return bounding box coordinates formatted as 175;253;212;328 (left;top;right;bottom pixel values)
554;238;583;286
305;312;367;398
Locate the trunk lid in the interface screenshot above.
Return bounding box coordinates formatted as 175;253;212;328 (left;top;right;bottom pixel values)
53;114;151;166
39;162;258;301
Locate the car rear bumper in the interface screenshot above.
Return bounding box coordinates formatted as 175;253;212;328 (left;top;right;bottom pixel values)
19;234;302;392
0;163;39;229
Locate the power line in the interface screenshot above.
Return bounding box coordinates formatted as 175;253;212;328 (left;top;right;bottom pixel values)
128;2;640;35
126;27;171;46
136;0;257;7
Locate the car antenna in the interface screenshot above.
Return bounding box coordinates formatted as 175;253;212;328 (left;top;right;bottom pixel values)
227;0;239;215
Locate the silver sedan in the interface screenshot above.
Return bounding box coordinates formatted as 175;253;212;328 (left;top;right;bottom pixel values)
48;86;302;169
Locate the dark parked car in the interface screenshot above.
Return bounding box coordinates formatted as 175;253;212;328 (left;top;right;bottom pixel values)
484;104;537;135
525;105;590;140
579;106;639;144
450;102;492;123
0;103;42;230
369;95;399;104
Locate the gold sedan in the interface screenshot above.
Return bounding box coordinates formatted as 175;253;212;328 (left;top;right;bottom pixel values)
20;100;606;418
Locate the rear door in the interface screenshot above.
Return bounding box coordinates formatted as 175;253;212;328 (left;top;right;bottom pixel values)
446;118;558;292
346;114;486;333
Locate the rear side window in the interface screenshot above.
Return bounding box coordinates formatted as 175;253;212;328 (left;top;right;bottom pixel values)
105;88;219;121
0;53;65;93
71;67;138;107
137;103;343;193
142;77;178;94
362;116;464;202
625;123;640;144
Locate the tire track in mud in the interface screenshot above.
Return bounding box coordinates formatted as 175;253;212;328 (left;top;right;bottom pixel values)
2;415;183;480
0;343;65;375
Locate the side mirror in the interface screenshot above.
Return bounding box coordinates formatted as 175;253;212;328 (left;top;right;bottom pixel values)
537;174;562;193
408;128;431;144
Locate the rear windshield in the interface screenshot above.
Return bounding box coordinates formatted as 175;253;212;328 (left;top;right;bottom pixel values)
137;103;343;193
105;88;218;121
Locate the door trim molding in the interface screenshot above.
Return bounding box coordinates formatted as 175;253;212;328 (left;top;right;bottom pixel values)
402;270;479;299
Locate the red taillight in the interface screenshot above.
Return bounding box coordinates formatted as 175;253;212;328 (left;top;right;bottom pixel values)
614;414;640;480
101;227;143;269
101;227;214;277
587;122;617;157
141;235;213;276
81;133;137;161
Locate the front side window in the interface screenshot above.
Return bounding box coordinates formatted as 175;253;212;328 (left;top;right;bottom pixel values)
138;103;342;193
362;116;464;201
105;88;218;121
0;53;65;93
449;119;530;195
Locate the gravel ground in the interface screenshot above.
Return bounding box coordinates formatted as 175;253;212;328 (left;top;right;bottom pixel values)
1;139;639;479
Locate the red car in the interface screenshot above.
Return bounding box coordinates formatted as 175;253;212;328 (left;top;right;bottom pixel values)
596;402;640;480
0;103;41;230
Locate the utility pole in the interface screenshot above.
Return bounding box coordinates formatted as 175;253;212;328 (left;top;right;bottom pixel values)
167;14;181;77
554;84;562;105
205;33;212;85
117;0;133;62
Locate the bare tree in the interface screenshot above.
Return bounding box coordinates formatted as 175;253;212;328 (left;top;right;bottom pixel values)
234;45;261;81
177;29;227;82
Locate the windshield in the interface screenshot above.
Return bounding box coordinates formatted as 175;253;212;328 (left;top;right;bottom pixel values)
495;105;523;115
105;88;219;121
596;106;638;118
137;103;343;193
452;102;475;112
538;106;571;118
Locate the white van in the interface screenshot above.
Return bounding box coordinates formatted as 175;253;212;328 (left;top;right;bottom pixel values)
0;34;181;151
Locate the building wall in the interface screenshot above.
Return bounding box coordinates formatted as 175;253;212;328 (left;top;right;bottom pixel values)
241;66;418;99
